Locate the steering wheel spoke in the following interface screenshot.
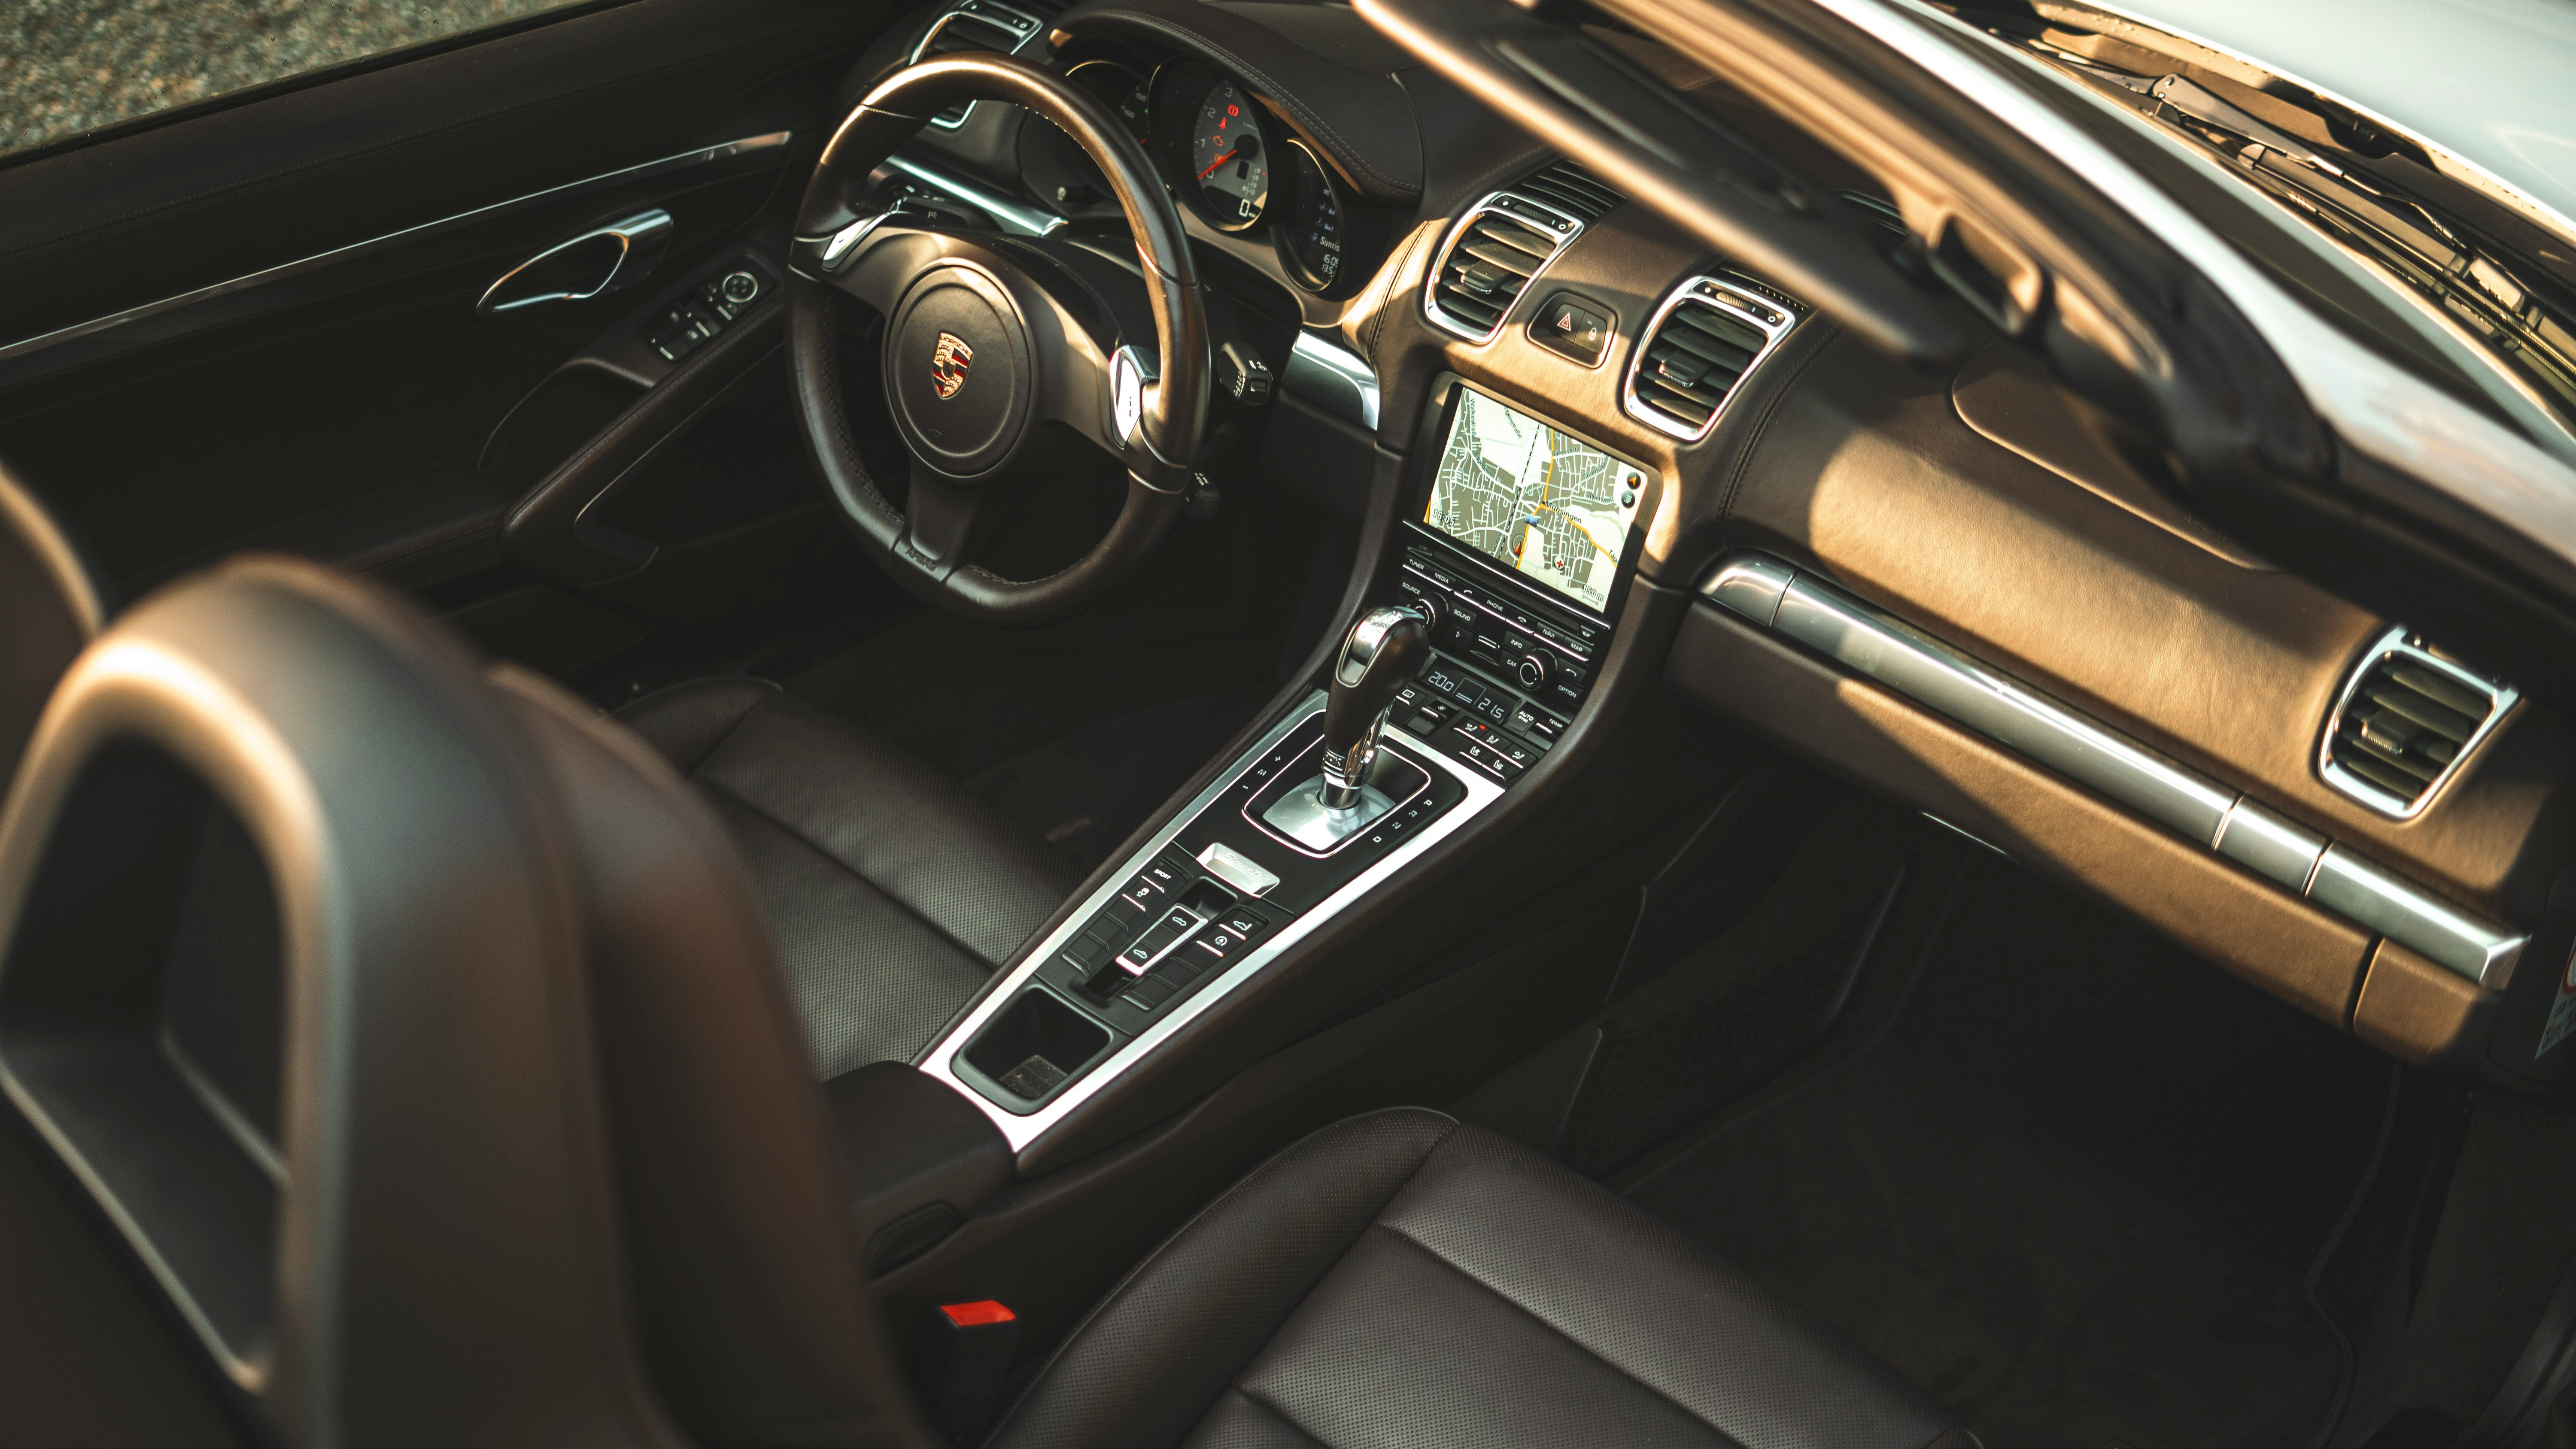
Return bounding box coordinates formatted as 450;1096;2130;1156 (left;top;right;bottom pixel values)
896;467;986;576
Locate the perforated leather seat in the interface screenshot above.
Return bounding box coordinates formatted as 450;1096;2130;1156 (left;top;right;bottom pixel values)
982;1107;1970;1449
617;677;1080;1077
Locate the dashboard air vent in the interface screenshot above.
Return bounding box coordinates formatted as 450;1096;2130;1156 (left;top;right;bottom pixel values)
1423;193;1586;342
2320;629;2518;818
1513;161;1623;225
914;1;1047;128
1622;275;1803;441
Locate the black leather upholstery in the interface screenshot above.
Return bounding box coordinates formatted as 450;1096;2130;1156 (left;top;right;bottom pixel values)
616;677;1079;1076
988;1109;1967;1449
495;667;944;1449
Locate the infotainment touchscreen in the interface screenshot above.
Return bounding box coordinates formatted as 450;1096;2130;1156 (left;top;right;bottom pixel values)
1422;387;1643;615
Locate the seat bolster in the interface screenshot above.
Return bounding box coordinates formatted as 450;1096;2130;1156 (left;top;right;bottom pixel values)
1377;1126;1960;1449
617;676;781;772
495;666;940;1449
984;1109;1461;1449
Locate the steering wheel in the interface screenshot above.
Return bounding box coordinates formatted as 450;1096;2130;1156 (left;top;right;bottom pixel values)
786;54;1210;626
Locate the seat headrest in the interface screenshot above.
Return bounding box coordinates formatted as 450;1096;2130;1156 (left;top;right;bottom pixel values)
0;462;110;775
0;556;932;1449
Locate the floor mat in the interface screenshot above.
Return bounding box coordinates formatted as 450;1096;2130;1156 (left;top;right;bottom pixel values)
963;686;1272;871
1625;857;2394;1449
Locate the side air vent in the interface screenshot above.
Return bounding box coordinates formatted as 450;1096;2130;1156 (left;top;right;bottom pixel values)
1423;192;1587;342
2320;628;2518;818
1513;161;1623;225
1622;276;1803;440
913;0;1049;128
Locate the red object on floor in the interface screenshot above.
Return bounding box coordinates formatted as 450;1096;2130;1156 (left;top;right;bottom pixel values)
939;1300;1017;1328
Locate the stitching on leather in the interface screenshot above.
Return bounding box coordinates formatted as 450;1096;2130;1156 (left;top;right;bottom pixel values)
1713;324;1839;550
1101;13;1417;197
803;288;904;531
979;1109;1460;1446
1370;1223;1753;1443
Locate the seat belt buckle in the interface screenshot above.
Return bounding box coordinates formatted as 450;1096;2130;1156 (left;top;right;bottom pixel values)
914;1300;1020;1438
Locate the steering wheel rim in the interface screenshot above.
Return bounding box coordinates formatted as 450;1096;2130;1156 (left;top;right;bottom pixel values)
786;53;1210;627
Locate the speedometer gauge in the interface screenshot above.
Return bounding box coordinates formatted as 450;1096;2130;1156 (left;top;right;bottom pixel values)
1189;81;1269;231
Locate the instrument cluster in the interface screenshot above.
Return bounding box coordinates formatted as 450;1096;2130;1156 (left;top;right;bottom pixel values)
1061;56;1361;295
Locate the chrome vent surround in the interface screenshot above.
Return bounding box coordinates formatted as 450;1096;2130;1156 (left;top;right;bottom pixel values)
2319;628;2518;819
1422;191;1588;343
1622;276;1803;441
911;0;1051;129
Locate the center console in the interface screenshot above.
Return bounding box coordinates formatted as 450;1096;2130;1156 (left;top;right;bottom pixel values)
924;374;1656;1149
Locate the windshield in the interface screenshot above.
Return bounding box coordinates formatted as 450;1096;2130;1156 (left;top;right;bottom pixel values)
1943;0;2576;452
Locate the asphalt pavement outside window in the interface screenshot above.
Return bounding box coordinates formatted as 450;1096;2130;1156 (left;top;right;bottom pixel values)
0;0;574;156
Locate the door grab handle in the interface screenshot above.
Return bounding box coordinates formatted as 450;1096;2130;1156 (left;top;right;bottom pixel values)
476;209;673;316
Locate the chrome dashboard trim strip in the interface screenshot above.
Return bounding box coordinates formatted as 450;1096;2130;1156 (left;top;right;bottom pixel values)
0;131;793;368
1766;569;2237;846
1702;551;2527;987
1284;330;1382;430
1420;190;1586;344
881;152;1066;238
919;693;1507;1152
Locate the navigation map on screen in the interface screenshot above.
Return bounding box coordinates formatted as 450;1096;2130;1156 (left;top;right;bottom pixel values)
1422;388;1643;615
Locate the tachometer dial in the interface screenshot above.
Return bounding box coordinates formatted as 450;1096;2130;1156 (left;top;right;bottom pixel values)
1190;81;1269;231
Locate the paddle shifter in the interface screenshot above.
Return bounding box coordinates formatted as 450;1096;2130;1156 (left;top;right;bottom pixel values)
1321;606;1431;807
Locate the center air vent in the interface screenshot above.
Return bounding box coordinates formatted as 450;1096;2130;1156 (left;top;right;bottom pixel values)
1424;193;1589;343
912;0;1050;128
2319;628;2517;819
1622;276;1803;441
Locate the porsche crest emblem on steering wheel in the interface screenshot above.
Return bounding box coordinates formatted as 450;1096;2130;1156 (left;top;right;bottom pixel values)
929;332;974;400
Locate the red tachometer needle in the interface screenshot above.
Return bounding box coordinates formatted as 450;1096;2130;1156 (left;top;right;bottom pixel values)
1196;145;1241;179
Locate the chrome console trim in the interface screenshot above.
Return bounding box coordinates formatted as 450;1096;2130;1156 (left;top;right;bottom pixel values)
1701;551;2528;987
0;131;793;369
1284;330;1382;430
920;693;1507;1151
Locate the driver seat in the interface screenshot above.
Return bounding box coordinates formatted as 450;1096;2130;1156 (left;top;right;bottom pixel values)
617;676;1080;1077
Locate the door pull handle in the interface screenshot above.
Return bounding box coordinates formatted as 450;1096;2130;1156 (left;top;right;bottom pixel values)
476;209;674;316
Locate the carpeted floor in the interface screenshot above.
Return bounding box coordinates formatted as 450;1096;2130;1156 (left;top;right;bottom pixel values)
1625;857;2396;1449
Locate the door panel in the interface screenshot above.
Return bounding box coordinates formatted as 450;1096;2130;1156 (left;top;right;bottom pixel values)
0;0;906;600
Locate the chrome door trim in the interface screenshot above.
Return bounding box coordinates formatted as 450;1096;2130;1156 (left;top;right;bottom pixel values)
1701;551;2528;987
0;130;792;369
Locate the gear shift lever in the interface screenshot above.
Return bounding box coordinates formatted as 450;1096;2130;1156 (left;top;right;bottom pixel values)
1320;606;1431;808
1260;606;1430;851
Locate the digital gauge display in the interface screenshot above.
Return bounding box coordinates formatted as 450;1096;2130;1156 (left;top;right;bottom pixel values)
1190;81;1269;230
1275;139;1345;291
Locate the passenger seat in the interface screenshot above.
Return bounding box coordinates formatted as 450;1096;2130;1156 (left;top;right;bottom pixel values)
985;1107;1969;1449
